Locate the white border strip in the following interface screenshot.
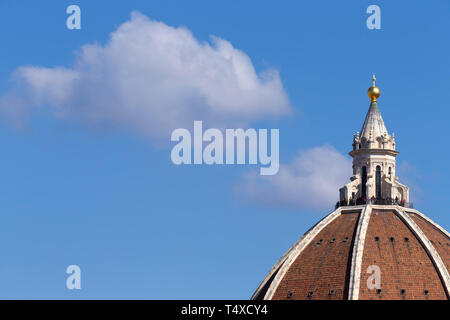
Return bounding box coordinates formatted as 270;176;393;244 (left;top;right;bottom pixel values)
262;206;365;300
250;209;341;299
348;205;372;300
250;250;291;299
404;208;450;239
250;208;345;299
394;207;450;297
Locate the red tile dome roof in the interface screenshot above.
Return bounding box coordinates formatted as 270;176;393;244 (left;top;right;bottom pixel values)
252;205;450;300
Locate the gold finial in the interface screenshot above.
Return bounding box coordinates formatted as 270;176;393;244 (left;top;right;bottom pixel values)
368;74;380;102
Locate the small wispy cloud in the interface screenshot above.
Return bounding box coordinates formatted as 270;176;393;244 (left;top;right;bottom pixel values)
235;145;352;212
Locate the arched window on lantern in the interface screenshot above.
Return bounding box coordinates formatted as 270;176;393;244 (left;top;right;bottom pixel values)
361;166;367;200
376;165;382;199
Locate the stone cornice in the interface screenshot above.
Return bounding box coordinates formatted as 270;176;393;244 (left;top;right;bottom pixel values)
349;148;399;158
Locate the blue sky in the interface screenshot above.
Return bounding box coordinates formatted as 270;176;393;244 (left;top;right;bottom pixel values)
0;0;449;299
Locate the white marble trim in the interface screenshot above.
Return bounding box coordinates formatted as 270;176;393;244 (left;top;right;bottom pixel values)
394;207;450;298
348;205;372;300
262;206;356;299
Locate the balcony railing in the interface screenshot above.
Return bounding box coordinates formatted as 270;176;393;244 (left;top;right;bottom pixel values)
335;198;413;209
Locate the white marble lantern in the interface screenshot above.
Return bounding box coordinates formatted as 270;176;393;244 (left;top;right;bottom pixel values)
339;76;409;205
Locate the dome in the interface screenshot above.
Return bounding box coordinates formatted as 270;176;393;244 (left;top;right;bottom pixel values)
251;206;449;300
251;77;449;300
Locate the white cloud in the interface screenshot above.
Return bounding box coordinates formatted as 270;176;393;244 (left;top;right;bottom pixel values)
0;12;291;142
236;145;352;212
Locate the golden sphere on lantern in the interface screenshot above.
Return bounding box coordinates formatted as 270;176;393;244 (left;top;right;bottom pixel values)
368;74;380;102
